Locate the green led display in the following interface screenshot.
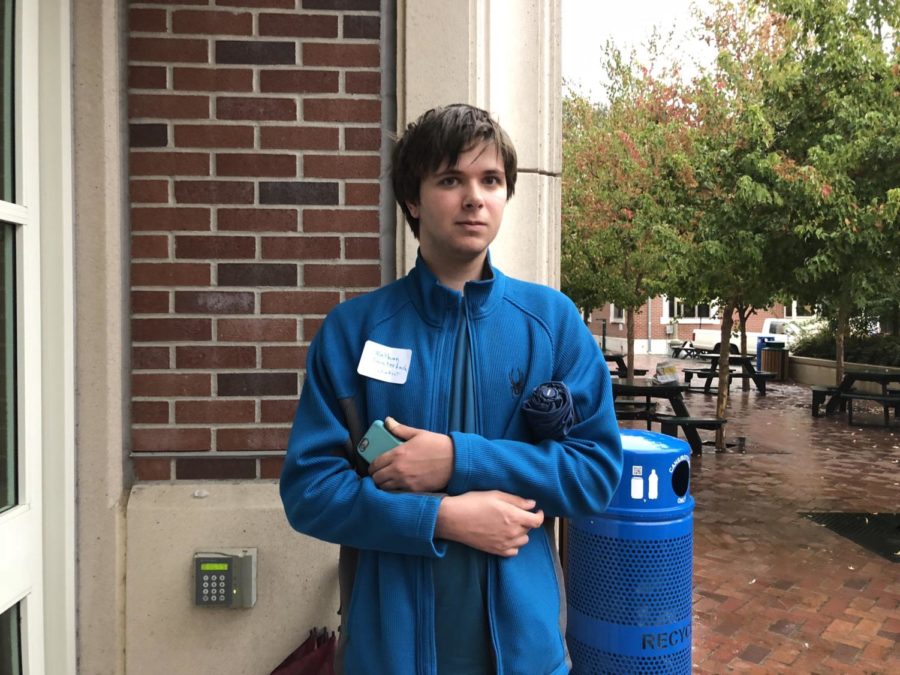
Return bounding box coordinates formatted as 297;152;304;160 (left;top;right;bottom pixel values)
200;562;229;571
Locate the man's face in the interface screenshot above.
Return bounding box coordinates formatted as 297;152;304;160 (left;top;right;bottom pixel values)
407;141;507;273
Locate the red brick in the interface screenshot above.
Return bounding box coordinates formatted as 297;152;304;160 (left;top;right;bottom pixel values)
303;317;324;340
130;123;169;147
132;262;211;286
130;8;167;33
215;40;295;65
132;290;170;314
133;458;173;481
217;0;295;7
218;208;298;232
304;98;380;123
174;124;255;148
345;182;379;205
129;65;167;89
176;457;256;480
217;97;296;121
216;153;296;177
343;14;380;40
258;13;337;37
132;318;213;342
132;207;211;232
261;346;307;368
304;264;380;288
261;399;298;424
175;400;255;424
260;70;338;94
133;346;171;370
217;318;297;342
131;151;210;176
345;236;379;260
175;235;256;259
303;43;379;68
174;290;255;314
133;427;211;453
132;372;212;397
260;456;284;479
131;179;169;204
130;95;210;120
345;127;381;151
304;154;380;179
133;400;170;424
218;263;297;286
131;234;169;259
217;426;290;452
217;372;296;396
129;37;209;63
260;290;340;314
173;67;253;92
260;236;340;260
260;126;339;150
173;10;252;35
303;209;379;233
174;180;254;204
346;71;380;94
176;345;256;369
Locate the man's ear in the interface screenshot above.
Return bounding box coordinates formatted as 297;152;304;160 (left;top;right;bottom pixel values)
406;201;420;219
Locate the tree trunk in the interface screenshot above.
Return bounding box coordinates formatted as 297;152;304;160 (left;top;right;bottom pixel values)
715;302;737;450
738;305;751;391
626;308;636;385
835;300;848;388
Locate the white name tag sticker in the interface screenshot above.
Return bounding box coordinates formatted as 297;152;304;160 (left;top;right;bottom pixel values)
357;340;412;384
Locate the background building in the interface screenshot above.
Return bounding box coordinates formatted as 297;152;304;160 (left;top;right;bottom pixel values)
2;1;561;673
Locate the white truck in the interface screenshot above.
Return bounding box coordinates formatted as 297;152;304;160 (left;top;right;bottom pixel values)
689;318;816;355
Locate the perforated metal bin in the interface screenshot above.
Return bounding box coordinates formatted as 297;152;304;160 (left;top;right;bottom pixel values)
567;430;694;675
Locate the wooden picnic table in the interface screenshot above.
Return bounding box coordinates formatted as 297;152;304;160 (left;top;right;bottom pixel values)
612;378;711;455
823;368;900;419
603;352;647;378
693;353;775;394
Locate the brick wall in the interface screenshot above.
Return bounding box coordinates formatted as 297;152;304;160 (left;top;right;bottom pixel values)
128;0;383;480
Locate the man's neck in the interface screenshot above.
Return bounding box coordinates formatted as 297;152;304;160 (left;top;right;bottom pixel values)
423;253;489;293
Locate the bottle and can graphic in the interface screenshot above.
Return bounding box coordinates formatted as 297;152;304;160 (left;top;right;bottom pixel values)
630;465;659;501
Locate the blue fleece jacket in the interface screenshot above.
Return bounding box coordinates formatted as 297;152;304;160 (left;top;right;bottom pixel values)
280;256;623;675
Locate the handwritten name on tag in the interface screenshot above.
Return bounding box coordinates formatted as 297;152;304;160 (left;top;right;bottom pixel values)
357;340;412;384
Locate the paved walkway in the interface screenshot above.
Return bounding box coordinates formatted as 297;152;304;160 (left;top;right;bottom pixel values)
617;356;899;673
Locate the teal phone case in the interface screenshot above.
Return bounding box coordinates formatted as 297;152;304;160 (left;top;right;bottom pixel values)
357;420;402;463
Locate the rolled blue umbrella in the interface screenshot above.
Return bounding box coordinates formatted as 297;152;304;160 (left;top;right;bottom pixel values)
522;381;575;441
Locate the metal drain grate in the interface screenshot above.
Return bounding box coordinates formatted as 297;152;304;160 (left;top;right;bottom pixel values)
801;512;900;563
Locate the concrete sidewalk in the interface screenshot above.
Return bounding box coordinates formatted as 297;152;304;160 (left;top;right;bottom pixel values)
616;355;899;673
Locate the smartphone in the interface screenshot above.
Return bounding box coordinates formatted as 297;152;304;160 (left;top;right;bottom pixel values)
357;420;402;463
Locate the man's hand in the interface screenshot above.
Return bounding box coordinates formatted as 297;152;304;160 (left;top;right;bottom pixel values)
435;491;544;557
369;417;454;492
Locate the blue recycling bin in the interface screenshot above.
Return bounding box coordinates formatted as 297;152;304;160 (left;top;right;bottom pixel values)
756;336;776;369
567;430;694;674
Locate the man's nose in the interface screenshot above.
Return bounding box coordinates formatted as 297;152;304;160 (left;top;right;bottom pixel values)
463;182;484;208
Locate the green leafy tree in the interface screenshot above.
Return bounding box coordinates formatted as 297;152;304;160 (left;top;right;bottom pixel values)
762;0;900;384
562;44;696;380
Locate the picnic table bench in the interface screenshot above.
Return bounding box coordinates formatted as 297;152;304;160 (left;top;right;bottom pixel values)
653;414;727;455
822;369;900;422
669;340;699;359
844;392;900;426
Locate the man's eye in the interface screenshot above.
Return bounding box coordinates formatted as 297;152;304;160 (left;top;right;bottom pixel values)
438;177;459;186
484;176;504;186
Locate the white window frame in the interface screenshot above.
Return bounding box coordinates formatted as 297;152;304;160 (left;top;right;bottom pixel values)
659;295;720;324
784;300;815;320
609;304;625;323
0;1;46;672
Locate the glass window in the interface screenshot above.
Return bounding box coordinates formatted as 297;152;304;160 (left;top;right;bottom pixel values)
0;0;13;203
0;602;22;675
0;224;13;514
611;305;624;321
667;298;711;320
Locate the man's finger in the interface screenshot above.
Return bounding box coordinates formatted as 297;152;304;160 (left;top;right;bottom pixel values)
384;416;416;441
493;491;536;511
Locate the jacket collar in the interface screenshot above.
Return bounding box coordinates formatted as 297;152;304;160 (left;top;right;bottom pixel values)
405;251;506;326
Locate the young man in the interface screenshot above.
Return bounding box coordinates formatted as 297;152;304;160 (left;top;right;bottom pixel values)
280;104;622;674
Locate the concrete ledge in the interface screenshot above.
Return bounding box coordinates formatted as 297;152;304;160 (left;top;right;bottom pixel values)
789;356;900;394
125;482;338;675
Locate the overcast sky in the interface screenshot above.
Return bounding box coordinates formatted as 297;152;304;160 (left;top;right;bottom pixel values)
561;0;714;101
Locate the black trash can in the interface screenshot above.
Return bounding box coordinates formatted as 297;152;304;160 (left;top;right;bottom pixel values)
567;430;694;674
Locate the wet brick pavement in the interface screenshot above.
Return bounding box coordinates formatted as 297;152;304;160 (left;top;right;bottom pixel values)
616;356;899;673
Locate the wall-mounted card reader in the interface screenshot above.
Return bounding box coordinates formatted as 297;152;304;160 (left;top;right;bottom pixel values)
193;548;257;609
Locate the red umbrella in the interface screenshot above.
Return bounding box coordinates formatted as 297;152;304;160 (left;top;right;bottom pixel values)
270;627;336;675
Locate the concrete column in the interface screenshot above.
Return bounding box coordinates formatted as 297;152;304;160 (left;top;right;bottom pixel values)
72;1;129;673
396;0;562;287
